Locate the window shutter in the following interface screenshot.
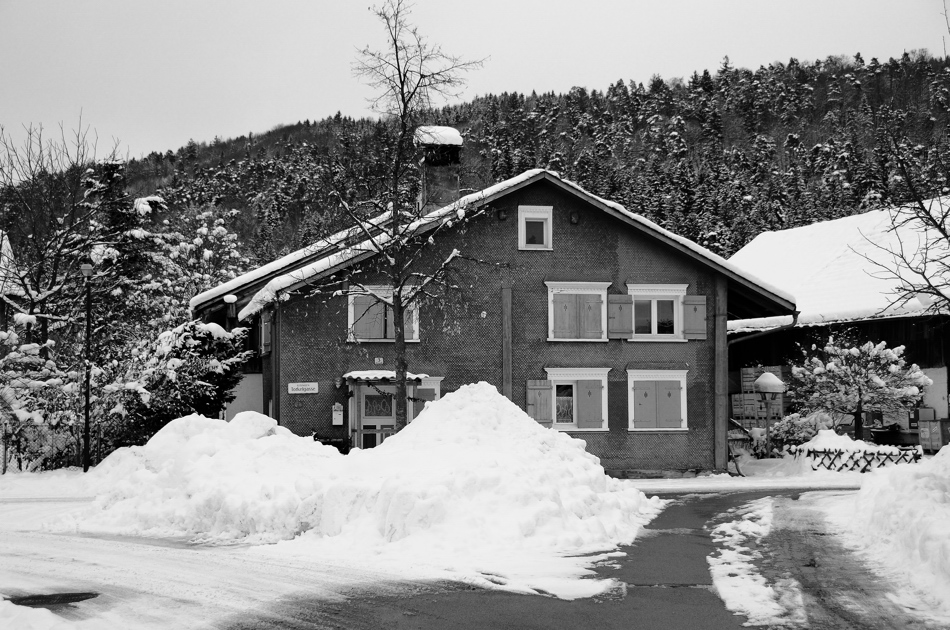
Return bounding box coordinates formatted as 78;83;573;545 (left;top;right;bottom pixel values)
403;302;418;341
632;381;657;429
579;294;603;339
526;380;553;427
607;294;633;338
353;295;384;339
683;295;707;340
552;294;578;338
411;388;436;419
576;380;604;428
656;380;683;428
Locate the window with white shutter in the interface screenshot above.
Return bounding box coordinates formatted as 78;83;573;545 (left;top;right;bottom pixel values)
545;282;610;341
627;370;688;431
541;368;610;431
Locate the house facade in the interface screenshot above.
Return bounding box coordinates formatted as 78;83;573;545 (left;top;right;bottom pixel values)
193;167;794;472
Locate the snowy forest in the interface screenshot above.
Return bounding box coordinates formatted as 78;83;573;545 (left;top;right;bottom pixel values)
129;50;950;260
2;48;949;470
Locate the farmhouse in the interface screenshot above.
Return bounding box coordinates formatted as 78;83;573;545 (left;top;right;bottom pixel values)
728;205;949;429
192;130;795;472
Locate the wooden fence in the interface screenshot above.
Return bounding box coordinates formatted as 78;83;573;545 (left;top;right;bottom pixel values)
790;446;921;473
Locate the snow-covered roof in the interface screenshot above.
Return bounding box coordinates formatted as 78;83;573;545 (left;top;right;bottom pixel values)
728;201;947;333
190;213;393;313
342;370;429;382
414;126;463;146
218;169;794;321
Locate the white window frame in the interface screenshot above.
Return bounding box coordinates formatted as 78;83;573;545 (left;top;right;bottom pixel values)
627;369;688;431
346;286;420;343
544;367;610;432
626;284;688;342
361;385;397;421
518;205;553;250
545;281;611;342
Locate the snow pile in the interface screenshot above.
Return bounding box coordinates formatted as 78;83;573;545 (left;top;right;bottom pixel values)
0;600;76;630
57;383;663;598
67;412;340;541
830;447;950;617
707;497;807;626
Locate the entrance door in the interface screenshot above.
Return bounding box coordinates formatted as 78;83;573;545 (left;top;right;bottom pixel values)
357;385;397;448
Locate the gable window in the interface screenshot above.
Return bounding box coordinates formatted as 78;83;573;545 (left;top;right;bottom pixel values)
518;206;553;250
526;368;610;431
626;284;688;341
545;281;610;341
627;370;688;431
347;286;419;342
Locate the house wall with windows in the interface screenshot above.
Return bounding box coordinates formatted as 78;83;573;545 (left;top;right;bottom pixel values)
268;179;725;471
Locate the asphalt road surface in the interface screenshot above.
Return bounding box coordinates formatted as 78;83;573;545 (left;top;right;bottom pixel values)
221;490;944;630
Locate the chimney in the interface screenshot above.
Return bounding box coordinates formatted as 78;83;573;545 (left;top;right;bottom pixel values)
414;126;462;211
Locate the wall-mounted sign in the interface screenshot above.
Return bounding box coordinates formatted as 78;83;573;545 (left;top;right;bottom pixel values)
288;382;319;394
332;402;344;426
374;357;384;365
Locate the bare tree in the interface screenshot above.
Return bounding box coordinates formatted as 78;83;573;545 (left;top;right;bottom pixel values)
860;119;950;315
339;0;482;427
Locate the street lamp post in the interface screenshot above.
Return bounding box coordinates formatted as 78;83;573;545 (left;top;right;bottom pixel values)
81;263;93;472
753;371;786;452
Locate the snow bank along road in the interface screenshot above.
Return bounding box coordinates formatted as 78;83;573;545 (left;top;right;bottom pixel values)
3;489;946;630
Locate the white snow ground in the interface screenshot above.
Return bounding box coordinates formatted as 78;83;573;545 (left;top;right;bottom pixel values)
2;391;949;629
707;497;807;627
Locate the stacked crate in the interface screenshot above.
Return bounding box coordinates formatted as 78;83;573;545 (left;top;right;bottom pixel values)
732;365;784;429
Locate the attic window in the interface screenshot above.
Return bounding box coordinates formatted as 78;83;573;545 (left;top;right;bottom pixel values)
518;206;553;250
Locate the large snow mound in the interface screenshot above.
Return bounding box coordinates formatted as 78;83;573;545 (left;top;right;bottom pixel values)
56;383;663;598
835;447;950;614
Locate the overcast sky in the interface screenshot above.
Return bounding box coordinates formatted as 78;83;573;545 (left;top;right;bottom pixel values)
1;0;946;160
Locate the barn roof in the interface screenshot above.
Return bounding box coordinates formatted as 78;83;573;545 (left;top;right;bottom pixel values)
728;199;948;333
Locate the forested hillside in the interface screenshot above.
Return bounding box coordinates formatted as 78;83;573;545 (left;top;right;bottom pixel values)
128;50;950;261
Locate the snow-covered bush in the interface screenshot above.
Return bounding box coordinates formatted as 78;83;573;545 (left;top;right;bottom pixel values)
788;332;931;438
104;320;252;447
769;411;835;452
0;328;74;471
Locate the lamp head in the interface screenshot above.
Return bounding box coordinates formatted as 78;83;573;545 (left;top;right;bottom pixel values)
753;372;785;401
80;263;93;278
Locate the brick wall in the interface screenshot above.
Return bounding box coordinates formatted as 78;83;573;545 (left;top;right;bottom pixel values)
274;179;720;470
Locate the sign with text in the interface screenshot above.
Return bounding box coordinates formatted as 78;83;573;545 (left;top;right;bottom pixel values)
288;382;319;394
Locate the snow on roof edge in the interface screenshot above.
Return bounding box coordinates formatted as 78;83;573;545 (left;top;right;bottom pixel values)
190;212;394;313
551;174;796;307
237;170;546;320
728;303;943;333
232;169;795;321
413;126;463;146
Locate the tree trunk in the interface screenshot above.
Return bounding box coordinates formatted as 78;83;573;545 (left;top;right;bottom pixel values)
392;285;408;430
853;397;864;441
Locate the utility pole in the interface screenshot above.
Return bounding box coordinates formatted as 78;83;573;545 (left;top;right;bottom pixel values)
81;263;93;472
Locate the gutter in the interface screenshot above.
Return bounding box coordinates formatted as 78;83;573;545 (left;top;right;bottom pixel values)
727;311;800;347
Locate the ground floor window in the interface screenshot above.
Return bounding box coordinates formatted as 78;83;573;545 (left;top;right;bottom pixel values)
536;367;610;431
627;369;688;430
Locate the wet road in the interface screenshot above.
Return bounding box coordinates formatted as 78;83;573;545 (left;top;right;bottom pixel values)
224;491;944;630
